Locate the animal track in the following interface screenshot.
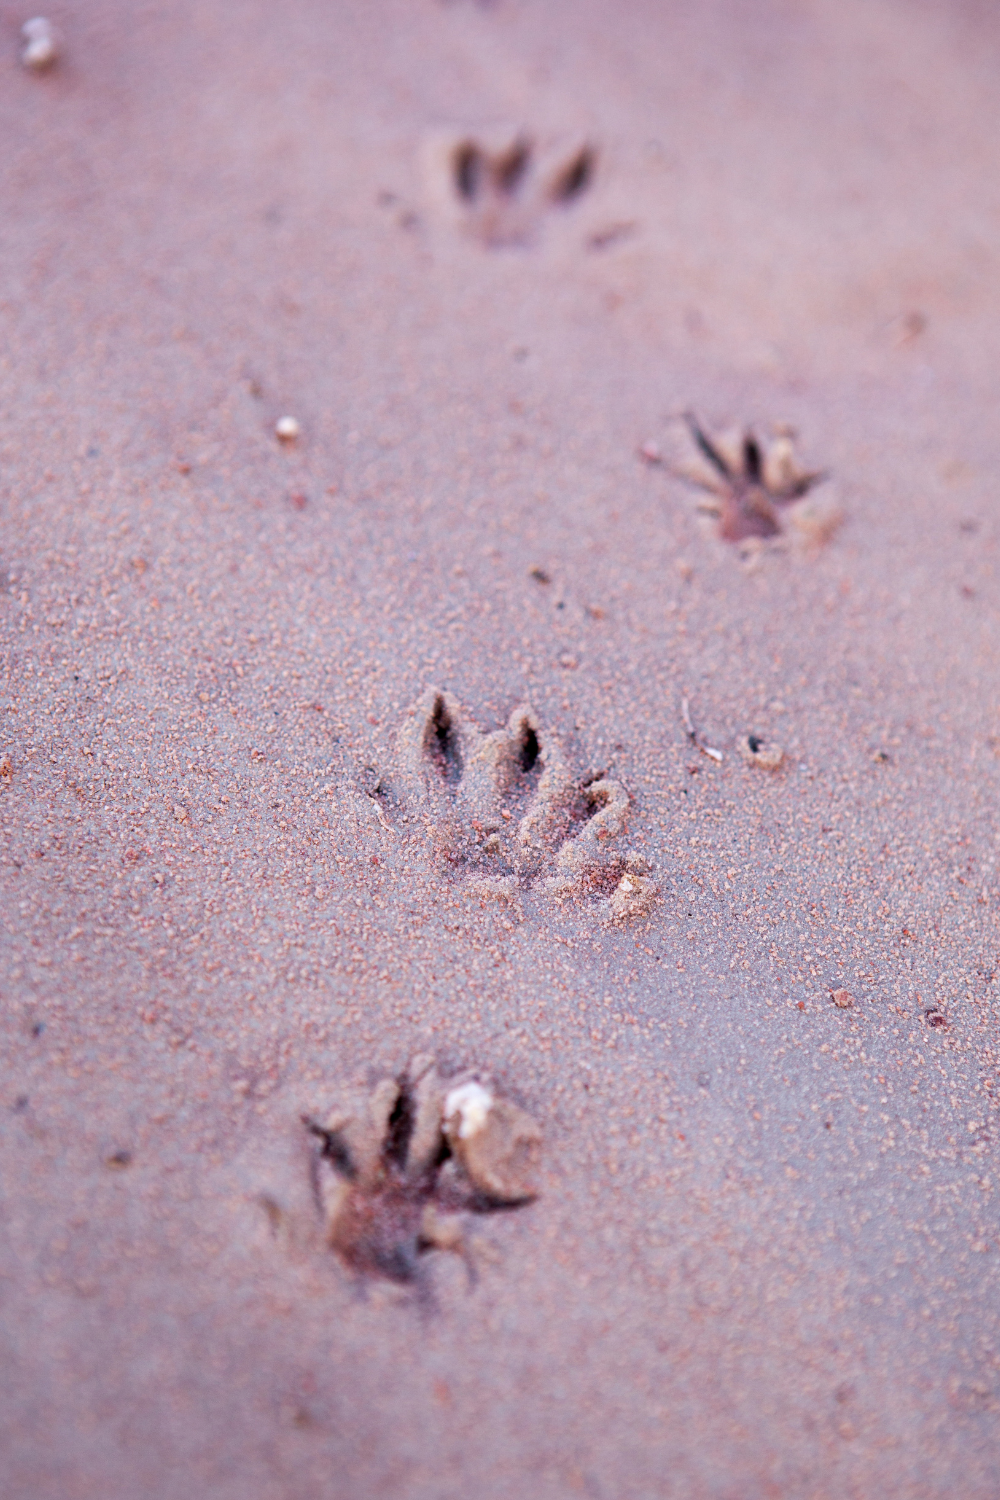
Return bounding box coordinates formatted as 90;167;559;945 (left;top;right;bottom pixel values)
303;1055;542;1284
425;129;596;247
662;415;841;547
396;689;654;913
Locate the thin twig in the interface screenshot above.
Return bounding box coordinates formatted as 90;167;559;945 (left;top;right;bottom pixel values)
681;696;723;763
367;795;396;834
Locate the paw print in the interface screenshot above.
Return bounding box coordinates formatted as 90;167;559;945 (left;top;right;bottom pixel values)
396;689;651;910
303;1056;542;1284
660;414;841;547
424;129;595;247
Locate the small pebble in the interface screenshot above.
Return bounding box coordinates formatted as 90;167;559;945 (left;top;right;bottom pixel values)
21;17;57;70
443;1085;542;1203
275;415;301;442
830;988;855;1009
739;734;784;771
607;870;658;923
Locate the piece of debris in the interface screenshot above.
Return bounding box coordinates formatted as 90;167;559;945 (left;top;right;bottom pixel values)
528;566;551;584
275;415;301;442
303;1056;542;1283
0;753;13;783
366;794;396;835
638;439;663;465
830;988;855;1009
21;17;58;70
672;414;834;545
606;868;659;923
681;697;723;762
739;734;784;771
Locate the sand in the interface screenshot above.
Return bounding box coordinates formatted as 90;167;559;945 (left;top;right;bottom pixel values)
2;1;999;1495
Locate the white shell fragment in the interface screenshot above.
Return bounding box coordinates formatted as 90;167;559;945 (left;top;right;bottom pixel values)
275;415;301;441
443;1081;495;1140
21;16;58;69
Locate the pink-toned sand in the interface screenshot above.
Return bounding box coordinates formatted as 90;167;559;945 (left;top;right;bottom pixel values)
3;1;1000;1495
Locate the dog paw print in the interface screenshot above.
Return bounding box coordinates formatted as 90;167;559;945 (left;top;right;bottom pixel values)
424;129;595;246
396;689;653;912
654;414;842;547
303;1055;542;1284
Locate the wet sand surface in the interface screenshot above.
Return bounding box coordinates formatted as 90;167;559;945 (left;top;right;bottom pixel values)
2;1;1000;1495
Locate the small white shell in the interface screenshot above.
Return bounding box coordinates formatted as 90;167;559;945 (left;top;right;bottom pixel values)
443;1081;494;1140
275;415;301;441
21;17;58;70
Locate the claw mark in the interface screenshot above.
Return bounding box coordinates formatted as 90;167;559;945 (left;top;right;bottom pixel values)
549;145;595;203
518;721;540;774
426;692;463;785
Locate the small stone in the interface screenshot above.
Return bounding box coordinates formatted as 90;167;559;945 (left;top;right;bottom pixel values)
739;734;784;771
607;869;658;923
761;434;801;494
443;1084;542;1203
275;415;301;442
21;17;58;70
830;988;854;1009
0;753;13;782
